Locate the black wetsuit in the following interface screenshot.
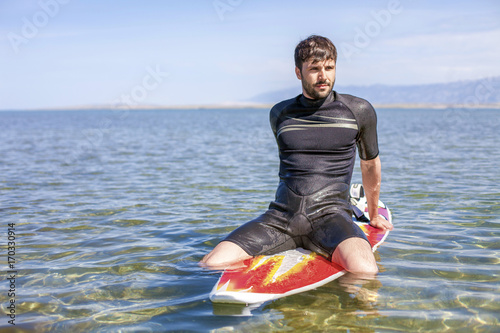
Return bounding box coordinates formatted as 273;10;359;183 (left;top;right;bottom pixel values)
224;90;379;259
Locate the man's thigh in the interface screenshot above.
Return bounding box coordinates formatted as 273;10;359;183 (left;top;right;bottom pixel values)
223;210;296;257
200;241;252;269
309;208;368;259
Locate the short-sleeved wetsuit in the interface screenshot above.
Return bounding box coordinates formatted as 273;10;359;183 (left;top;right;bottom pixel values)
223;90;379;260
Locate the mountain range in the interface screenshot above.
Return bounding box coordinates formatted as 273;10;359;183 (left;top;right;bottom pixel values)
249;76;500;107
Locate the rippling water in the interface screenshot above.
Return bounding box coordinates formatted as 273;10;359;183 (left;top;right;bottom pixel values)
1;107;499;332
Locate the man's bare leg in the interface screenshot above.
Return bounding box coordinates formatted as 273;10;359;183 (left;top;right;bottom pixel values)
332;237;378;275
335;239;380;305
200;241;252;270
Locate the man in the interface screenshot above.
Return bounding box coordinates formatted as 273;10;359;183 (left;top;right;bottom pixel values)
201;35;393;274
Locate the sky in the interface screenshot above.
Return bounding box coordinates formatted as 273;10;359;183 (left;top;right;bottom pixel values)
0;0;499;109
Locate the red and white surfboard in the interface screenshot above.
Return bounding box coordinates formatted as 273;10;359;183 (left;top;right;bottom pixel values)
209;197;392;305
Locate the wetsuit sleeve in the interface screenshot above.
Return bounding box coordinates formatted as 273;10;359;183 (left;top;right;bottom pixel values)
356;100;379;160
337;93;379;160
269;97;296;139
269;105;279;138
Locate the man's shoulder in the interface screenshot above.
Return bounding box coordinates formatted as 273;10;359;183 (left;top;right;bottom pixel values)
336;92;377;131
269;95;300;134
336;92;374;112
270;95;300;116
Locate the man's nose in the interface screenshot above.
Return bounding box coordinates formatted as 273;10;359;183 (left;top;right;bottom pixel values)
318;68;325;80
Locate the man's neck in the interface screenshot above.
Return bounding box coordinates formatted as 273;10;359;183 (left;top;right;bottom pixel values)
299;90;335;107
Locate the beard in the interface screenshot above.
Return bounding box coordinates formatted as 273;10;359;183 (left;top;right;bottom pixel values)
302;78;335;100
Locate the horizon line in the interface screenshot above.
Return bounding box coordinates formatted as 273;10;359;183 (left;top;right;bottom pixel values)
2;102;500;112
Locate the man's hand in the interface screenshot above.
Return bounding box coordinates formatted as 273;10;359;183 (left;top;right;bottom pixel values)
369;214;393;231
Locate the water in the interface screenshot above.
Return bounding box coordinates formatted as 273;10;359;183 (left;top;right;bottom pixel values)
1;107;499;332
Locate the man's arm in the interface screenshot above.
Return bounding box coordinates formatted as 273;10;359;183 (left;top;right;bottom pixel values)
360;156;393;230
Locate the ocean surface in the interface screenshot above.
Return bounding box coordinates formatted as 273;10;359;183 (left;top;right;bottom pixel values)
1;107;499;332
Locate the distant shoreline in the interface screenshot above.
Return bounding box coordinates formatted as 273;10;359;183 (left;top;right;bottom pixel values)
2;102;500;112
373;103;500;109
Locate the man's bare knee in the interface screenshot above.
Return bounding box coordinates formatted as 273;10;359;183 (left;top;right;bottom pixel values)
332;237;378;275
347;261;379;276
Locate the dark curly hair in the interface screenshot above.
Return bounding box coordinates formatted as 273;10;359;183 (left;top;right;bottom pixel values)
294;35;337;70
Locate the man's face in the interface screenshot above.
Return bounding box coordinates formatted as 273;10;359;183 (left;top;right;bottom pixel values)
295;58;336;100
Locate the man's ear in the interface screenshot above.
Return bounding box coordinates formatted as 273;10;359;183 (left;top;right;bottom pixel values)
295;66;302;80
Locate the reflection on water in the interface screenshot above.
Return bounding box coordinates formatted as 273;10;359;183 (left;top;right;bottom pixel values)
0;108;499;332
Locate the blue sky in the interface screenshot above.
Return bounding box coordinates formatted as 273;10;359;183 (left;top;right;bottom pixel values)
1;0;499;109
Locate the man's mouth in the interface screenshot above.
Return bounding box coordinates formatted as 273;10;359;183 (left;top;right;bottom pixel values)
316;82;330;89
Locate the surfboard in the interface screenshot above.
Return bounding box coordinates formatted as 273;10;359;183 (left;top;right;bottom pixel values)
209;189;392;305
